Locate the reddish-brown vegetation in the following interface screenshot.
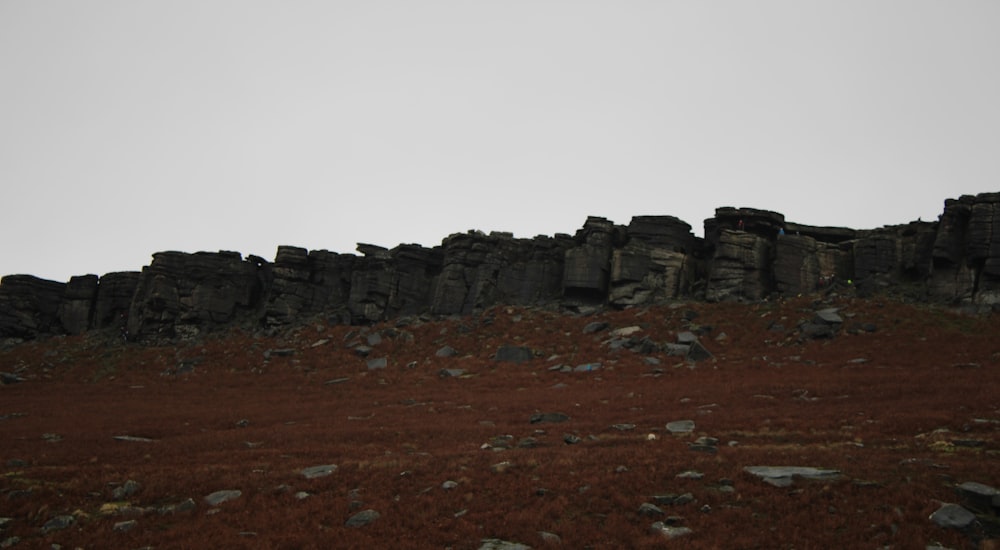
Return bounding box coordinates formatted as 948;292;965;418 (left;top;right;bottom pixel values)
1;294;998;548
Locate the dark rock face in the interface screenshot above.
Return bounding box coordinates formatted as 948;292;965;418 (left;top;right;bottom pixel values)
3;192;1000;341
0;275;66;338
127;251;264;340
58;275;98;335
563;217;622;300
92;272;140;329
706;230;773;302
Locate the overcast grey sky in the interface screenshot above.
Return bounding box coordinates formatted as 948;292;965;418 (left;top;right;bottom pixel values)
2;1;998;282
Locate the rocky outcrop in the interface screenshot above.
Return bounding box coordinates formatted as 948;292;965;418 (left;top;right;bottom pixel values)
3;192;999;342
706;230;773;302
563;217;623;301
0;276;66;339
126;251;265;340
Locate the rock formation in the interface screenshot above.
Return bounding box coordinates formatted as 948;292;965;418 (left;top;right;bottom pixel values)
2;192;998;342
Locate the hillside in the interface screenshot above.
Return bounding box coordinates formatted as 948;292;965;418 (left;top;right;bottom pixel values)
1;291;998;548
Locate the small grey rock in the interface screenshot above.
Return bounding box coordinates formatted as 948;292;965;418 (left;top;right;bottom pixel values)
638;502;664;516
666;420;695;434
494;345;534;364
112;479;141;500
301;464;338;479
204;490;242;506
40;515;74;533
929;503;976;529
113;520;138;533
478;539;532;550
651;522;692;539
345;509;380;527
366;357;388;370
530;412;569;424
582;321;609;334
436;346;459;358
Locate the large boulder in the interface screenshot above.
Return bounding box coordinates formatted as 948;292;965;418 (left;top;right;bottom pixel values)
609;243;692;306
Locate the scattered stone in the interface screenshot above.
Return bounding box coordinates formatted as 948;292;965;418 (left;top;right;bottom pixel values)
366;332;382;346
563;434;582;445
538;531;561;544
495;345;533;363
235;418;250;428
439;368;465;378
666;420;695;434
689;436;719;453
517;437;539;449
113;435;155;443
530;412;569;424
300;464;338;479
955;481;1000;512
42;433;62;442
324;377;350;385
366;357;388;370
295;491;310;500
638;502;665;517
436;345;459;357
611;423;636;431
40;515;74;533
651;522;692;539
352;345;372;357
929;503;976;529
582;321;609;334
265;348;296;359
204;490;242;506
478;539;532;550
0;537;19;548
0;518;9;530
113;519;138;533
676;331;699;344
345;509;380;527
491;461;514;473
744;466;841;487
610;326;642;338
676;470;704;480
0;373;23;385
573;363;601;372
653;493;695;506
441;480;458;490
686;340;714;362
158;498;197;514
112;479;141;500
814;308;843;324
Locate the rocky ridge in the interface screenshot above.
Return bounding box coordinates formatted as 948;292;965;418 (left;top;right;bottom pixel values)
2;192;999;343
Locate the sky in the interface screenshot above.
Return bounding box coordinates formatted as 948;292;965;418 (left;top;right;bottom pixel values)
2;1;998;282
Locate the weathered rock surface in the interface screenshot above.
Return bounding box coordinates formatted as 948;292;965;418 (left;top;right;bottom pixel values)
4;192;1000;341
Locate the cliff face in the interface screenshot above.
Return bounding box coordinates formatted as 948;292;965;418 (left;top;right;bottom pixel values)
2;192;998;342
